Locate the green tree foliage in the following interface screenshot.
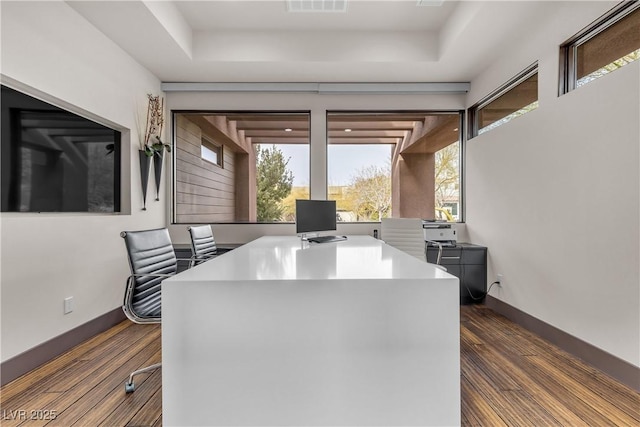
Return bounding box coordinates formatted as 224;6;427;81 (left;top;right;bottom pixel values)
578;49;640;86
256;145;294;222
435;141;459;212
345;165;391;221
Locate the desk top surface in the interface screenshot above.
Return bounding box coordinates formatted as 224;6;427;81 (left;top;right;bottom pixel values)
166;235;453;282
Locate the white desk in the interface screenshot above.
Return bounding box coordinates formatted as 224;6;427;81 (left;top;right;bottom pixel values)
162;235;460;426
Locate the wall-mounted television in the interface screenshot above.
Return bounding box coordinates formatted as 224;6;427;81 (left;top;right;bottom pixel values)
1;85;121;213
295;199;337;234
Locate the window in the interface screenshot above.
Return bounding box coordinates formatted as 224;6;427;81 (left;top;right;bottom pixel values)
173;112;310;223
560;2;640;94
201;137;222;167
327;111;462;222
469;63;538;138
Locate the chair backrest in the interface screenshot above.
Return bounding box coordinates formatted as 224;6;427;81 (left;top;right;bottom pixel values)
121;228;177;321
380;218;426;261
188;225;217;262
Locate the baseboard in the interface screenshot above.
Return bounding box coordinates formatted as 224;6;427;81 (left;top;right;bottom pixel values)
485;295;640;392
1;307;126;387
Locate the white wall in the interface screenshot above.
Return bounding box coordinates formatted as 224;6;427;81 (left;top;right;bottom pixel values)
164;91;467;245
0;2;164;361
465;2;640;366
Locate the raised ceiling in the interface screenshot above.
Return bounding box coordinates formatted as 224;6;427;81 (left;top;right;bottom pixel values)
67;0;561;83
64;1;589;150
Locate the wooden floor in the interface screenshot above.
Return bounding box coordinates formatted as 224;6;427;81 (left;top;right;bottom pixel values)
1;305;638;426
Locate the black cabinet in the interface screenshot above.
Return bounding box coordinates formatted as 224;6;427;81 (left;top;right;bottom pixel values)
426;243;487;305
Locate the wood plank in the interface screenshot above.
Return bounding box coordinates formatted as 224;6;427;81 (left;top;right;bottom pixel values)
174;213;239;223
39;346;161;427
2;326;160;427
0;321;131;401
176;146;235;174
1;322;136;414
75;358;162;426
175;169;234;192
2;305;639;427
175;149;235;180
460;374;508;426
175;203;235;215
175;182;235;201
123;387;162;427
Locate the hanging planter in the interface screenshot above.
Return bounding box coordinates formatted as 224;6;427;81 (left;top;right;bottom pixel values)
139;150;151;210
153;149;163;201
139;94;170;208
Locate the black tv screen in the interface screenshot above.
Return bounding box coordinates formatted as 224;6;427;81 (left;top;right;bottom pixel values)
295;199;337;234
1;85;121;212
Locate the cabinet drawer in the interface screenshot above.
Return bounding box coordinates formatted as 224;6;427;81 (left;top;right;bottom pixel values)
426;247;462;265
426;245;486;265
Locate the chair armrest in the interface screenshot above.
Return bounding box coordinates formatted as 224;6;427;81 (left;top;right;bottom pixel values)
425;240;443;265
128;272;175;279
190;253;218;261
188;253;218;267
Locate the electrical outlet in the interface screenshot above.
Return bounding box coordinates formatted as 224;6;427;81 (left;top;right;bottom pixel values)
496;274;504;286
64;297;74;314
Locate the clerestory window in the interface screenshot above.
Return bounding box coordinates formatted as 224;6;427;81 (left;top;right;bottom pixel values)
560;2;640;94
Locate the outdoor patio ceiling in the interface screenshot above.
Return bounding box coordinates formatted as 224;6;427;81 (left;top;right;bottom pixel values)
218;112;459;153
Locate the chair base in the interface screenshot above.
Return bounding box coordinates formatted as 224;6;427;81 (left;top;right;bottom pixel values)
125;362;162;393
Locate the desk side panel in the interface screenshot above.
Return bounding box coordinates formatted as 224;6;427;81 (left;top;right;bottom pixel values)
162;277;460;426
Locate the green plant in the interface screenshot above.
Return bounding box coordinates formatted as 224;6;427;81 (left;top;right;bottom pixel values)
143;135;171;157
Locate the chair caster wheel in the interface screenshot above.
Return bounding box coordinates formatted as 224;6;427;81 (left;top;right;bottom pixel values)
125;382;135;393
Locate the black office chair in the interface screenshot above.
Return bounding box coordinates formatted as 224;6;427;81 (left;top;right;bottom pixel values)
187;224;218;267
120;227;178;393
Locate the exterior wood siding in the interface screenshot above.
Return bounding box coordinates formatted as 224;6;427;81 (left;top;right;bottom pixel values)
175;115;236;223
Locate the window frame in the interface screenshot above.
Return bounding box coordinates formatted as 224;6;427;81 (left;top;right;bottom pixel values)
201;136;223;168
559;1;640;95
171;110;311;225
468;62;538;139
325;110;465;223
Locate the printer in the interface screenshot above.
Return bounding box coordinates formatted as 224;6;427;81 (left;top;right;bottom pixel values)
422;220;457;247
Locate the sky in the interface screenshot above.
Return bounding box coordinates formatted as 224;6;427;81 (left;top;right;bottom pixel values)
277;144;393;186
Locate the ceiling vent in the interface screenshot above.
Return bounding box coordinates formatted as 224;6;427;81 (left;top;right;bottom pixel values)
286;0;348;12
416;0;445;6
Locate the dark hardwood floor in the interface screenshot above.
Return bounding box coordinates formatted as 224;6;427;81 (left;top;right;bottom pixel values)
1;304;638;426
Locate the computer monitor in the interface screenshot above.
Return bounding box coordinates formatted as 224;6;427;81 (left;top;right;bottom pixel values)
295;199;337;234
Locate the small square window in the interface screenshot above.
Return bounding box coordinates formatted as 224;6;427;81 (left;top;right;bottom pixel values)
201;138;223;167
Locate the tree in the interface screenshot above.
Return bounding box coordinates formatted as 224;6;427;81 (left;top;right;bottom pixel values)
281;186;310;222
434;141;459;214
255;145;294;222
578;50;640;86
345;165;391;221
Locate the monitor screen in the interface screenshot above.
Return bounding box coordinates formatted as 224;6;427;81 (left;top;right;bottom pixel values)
295;199;337;234
1;85;121;213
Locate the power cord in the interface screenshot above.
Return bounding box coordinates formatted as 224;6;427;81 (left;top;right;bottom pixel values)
430;243;497;301
465;280;500;301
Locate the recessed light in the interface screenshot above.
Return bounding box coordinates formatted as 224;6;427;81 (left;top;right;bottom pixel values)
453;128;459;132
344;128;352;132
285;128;293;132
